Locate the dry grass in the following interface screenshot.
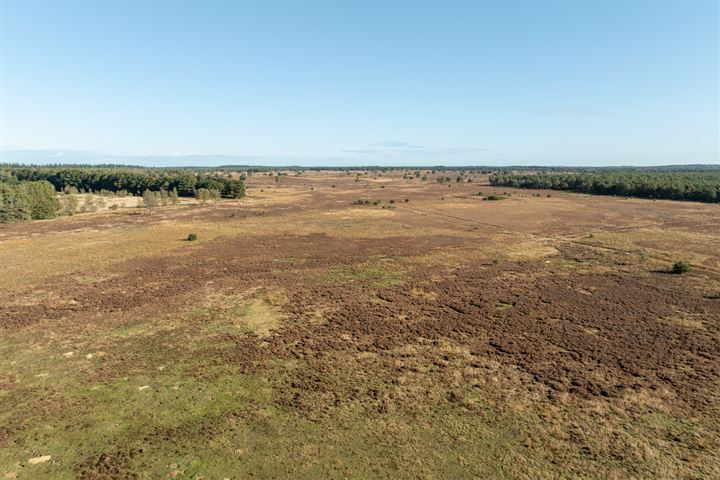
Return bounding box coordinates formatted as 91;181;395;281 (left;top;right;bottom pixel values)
0;217;245;293
193;288;288;337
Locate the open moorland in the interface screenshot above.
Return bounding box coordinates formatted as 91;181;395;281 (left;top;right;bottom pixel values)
1;170;719;479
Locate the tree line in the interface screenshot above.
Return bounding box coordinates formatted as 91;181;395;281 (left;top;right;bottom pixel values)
489;171;720;203
4;167;245;199
0;167;247;223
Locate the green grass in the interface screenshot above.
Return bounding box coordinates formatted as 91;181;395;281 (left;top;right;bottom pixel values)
2;317;718;479
325;259;405;287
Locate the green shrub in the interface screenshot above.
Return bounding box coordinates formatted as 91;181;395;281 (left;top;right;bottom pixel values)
671;260;691;274
187;233;198;242
483;195;506;201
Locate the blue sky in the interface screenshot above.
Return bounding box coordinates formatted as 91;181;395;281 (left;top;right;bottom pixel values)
0;1;718;166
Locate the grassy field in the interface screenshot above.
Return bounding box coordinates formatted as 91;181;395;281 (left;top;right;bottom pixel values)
1;170;719;479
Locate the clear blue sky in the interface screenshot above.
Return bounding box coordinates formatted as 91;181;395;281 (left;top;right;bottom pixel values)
1;1;718;166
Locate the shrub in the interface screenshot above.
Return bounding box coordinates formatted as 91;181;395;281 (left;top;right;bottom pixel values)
63;194;79;215
671;260;691;274
142;189;161;208
109;204;119;210
483;195;506;201
195;188;211;204
187;233;198;241
81;195;97;213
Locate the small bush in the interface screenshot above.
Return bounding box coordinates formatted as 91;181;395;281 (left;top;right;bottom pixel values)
142;189;161;208
109;204;119;210
483;195;506;201
671;260;691;274
187;233;198;242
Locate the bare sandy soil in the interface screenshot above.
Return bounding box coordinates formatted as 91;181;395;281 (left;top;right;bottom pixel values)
1;170;718;479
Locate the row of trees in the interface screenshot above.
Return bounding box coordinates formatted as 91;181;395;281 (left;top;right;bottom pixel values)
5;168;245;199
489;171;720;203
0;180;61;223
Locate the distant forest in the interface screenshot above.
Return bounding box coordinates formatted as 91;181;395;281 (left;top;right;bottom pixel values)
2;167;246;198
489;170;720;203
0;166;246;223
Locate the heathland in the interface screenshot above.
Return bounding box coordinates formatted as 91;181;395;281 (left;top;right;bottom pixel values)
1;167;718;479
